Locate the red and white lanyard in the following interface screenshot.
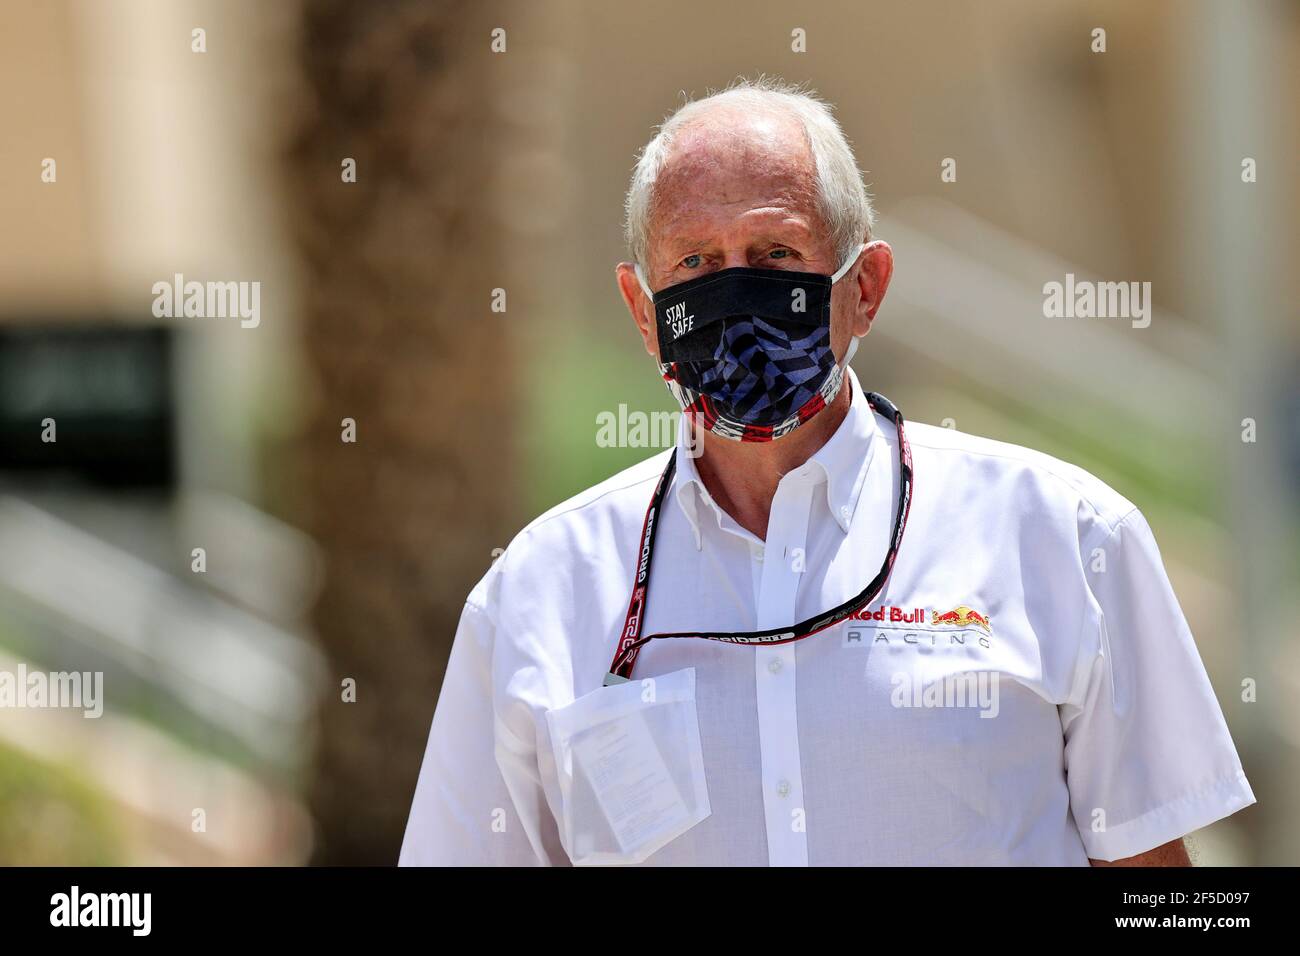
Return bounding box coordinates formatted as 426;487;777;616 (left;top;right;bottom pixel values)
605;391;914;685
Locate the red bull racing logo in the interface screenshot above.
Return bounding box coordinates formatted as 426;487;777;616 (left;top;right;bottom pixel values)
843;603;995;649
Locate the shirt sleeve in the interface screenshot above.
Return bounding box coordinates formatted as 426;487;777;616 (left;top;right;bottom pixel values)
399;600;567;866
1061;507;1255;862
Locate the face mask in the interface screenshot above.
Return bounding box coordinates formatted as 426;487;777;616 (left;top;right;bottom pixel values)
636;243;866;442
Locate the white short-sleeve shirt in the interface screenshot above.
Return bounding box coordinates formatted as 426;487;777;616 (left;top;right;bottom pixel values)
400;368;1255;866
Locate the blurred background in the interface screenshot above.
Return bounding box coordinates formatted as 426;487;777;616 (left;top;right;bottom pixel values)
0;0;1296;865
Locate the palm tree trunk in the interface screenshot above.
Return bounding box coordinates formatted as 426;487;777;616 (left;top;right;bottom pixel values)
288;0;515;865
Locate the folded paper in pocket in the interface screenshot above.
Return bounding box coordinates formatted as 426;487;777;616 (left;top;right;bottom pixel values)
546;666;711;865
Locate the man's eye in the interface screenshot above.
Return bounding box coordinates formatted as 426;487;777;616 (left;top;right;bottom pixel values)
681;254;702;269
769;248;790;260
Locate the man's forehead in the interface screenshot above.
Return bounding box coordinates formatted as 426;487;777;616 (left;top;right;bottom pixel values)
648;110;821;245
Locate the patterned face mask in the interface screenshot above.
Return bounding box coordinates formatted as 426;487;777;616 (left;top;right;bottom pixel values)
636;244;864;441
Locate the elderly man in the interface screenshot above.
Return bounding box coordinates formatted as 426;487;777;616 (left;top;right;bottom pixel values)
400;78;1254;866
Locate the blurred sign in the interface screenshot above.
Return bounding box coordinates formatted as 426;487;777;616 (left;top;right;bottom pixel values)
0;325;174;487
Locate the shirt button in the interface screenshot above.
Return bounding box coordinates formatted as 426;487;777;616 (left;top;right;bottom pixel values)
840;505;851;524
767;658;783;675
776;779;791;798
752;545;764;562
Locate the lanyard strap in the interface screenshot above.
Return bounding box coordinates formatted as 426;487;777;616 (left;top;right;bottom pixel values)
605;391;914;685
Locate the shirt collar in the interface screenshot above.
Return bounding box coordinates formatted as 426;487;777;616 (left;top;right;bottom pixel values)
672;366;881;549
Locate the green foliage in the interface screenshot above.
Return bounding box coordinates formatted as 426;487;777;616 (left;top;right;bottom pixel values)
523;330;677;517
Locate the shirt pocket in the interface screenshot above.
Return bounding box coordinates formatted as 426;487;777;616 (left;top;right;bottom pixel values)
544;666;711;866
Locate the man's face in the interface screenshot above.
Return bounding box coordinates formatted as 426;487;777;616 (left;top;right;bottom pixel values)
617;108;889;367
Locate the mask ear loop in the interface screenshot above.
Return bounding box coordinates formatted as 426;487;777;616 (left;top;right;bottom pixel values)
830;242;867;284
832;242;869;367
634;263;654;300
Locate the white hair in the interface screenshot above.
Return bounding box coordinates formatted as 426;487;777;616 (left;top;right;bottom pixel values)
623;76;875;271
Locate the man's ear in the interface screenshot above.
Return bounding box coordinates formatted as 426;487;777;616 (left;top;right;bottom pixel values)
616;262;659;358
852;239;894;336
